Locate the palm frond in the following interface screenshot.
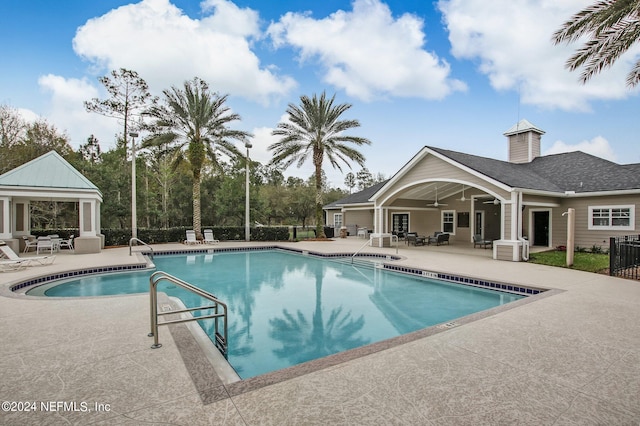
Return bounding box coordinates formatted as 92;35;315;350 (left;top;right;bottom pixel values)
553;0;640;86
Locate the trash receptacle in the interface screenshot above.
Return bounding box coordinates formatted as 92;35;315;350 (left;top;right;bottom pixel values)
339;226;347;238
324;226;334;238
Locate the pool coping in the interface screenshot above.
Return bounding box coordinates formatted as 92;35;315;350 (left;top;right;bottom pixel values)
171;287;563;404
6;245;546;298
3;245;558;404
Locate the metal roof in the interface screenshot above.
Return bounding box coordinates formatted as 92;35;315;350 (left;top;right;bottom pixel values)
0;151;99;192
503;119;545;136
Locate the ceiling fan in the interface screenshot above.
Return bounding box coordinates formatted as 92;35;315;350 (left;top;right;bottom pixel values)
427;187;448;207
458;185;468;202
482;198;500;205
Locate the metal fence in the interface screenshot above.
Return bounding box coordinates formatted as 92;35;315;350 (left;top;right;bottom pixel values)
609;235;640;279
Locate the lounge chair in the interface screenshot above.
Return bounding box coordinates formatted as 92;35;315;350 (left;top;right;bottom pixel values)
0;259;29;272
473;234;493;249
23;236;38;253
184;230;202;245
0;243;55;266
203;229;219;244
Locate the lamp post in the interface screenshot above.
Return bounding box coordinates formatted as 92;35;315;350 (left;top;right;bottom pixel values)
129;132;138;240
245;141;252;242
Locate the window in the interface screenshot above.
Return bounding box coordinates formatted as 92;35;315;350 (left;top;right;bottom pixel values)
588;205;634;230
457;212;470;228
442;210;455;234
333;213;343;228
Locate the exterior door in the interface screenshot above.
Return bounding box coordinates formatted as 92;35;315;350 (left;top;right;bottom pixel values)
475;211;484;237
533;211;549;246
392;213;409;234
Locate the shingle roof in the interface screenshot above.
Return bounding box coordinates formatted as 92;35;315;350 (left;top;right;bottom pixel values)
430;147;640;193
0;151;99;191
330;147;640;208
324;179;389;208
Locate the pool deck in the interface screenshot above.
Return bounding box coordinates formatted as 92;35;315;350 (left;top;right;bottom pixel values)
1;239;639;425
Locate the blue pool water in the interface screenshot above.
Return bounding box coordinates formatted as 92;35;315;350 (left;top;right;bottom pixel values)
34;250;524;379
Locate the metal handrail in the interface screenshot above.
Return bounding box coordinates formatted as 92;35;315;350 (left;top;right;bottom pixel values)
129;237;154;257
351;233;399;263
351;236;373;264
149;271;228;357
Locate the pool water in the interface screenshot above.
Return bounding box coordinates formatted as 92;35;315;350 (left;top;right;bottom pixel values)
35;250;524;379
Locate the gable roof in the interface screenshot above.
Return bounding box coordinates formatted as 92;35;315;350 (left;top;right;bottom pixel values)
0;151;100;192
324;180;389;208
334;146;640;208
429;147;640;193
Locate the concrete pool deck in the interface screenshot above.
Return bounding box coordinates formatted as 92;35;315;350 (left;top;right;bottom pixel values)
1;239;639;425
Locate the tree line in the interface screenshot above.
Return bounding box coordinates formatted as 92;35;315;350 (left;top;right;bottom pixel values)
0;70;384;236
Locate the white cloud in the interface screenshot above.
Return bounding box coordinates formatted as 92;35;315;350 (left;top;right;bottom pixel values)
38;74;120;148
544;136;617;162
267;0;466;101
438;0;640;111
72;0;295;104
16;108;40;124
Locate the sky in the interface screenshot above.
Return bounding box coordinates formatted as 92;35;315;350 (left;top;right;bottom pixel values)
2;0;639;189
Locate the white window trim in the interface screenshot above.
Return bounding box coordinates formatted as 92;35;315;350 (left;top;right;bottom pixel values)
441;210;456;235
333;213;343;228
588;205;635;231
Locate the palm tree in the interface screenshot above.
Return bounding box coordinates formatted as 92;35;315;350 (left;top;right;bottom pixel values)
269;92;371;238
147;77;251;237
553;0;640;87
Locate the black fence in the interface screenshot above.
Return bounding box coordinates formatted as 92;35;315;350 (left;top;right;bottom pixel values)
609;235;640;279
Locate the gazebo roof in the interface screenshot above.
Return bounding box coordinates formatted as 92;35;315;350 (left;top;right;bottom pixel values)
0;151;102;201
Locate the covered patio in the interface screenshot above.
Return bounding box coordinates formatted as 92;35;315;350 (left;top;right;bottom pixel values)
0;151;103;254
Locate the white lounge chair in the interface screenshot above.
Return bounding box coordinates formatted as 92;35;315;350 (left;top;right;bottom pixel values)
0;244;55;266
184;230;202;245
203;229;219;244
0;259;29;272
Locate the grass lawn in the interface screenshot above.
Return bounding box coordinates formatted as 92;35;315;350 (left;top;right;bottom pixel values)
529;250;609;273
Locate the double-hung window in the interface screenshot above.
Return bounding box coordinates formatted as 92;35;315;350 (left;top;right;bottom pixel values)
588;205;634;230
442;210;455;234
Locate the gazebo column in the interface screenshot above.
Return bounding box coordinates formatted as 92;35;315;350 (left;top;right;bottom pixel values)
75;198;101;254
0;197;20;253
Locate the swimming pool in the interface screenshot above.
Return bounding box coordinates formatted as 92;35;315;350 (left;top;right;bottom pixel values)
29;250;525;379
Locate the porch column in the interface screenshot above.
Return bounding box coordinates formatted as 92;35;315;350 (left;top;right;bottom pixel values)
492;192;526;261
75;198;101;254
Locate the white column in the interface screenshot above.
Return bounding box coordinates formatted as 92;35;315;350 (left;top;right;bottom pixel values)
0;197;11;239
79;199;97;237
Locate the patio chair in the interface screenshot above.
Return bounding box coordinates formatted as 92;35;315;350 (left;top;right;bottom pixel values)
473;234;492;249
58;234;74;251
0;243;55;266
184;230;202;245
405;232;417;245
428;232;450;246
203;229;219;245
23;236;38;253
37;236;55;254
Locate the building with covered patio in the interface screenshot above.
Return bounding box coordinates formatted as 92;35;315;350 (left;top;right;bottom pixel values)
324;120;640;261
0;151;103;254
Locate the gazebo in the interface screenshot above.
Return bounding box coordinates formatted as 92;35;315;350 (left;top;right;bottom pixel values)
0;151;103;254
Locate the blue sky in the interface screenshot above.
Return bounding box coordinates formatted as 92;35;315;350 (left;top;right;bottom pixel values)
2;0;640;188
